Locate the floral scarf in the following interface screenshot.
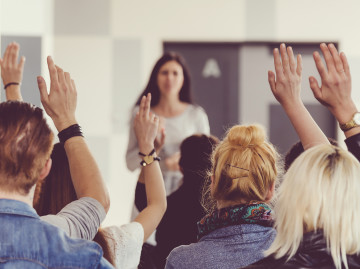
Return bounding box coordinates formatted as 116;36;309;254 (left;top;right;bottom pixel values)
197;202;273;240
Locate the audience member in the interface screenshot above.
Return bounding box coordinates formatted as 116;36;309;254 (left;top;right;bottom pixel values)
34;94;167;268
0;55;113;267
1;43;110;241
165;123;280;269
136;134;219;268
243;44;360;269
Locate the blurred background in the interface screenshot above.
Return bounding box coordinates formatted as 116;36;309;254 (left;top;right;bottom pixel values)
1;0;360;226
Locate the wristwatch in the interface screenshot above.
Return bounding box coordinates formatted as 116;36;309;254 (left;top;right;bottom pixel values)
339;112;360;131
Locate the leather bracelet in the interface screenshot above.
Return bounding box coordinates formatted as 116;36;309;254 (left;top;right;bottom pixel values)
138;148;160;166
4;82;20;90
58;124;84;144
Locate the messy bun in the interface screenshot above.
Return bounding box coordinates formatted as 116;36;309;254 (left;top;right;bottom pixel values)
227;125;266;148
209;124;279;205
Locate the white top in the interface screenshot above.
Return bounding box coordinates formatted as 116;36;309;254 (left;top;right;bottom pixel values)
126;104;210;195
102;222;144;269
41;197;106;241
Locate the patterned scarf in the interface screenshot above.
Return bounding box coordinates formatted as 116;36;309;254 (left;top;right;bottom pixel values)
197;202;273;240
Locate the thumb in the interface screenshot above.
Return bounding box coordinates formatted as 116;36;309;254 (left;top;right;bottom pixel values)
268;70;276;94
18;56;26;70
37;76;49;104
309;76;322;101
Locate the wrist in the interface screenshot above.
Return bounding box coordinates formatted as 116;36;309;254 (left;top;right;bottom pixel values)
53;118;78;132
331;102;358;124
138;144;155;155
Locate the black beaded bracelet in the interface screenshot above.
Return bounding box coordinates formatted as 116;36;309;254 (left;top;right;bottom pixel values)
4;82;20;90
58;124;84;144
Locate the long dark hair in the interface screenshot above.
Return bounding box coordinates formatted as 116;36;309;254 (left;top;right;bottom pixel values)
135;52;193;107
33;143;115;267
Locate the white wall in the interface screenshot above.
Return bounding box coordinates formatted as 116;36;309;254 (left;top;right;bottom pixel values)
2;0;360;225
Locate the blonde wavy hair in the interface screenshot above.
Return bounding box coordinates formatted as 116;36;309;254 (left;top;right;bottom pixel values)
266;144;360;269
202;124;279;211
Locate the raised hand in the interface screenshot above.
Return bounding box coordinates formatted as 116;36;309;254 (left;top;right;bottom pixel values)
134;93;159;154
309;43;357;124
154;119;166;154
268;43;329;149
37;56;77;132
0;42;25;101
268;43;302;108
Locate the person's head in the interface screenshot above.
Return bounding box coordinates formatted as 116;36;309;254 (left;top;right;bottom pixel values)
135;52;193;107
179;134;219;183
209;124;279;208
33;142;115;266
284;138;338;172
266;144;360;269
0;101;53;196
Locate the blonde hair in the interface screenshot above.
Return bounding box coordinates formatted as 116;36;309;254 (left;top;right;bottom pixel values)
209;124;279;206
266;144;360;269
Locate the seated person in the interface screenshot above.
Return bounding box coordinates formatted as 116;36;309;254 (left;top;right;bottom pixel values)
136;134;219;268
34;94;167;268
165;123;280;269
243;44;360;268
1;42;110;240
0;54;112;267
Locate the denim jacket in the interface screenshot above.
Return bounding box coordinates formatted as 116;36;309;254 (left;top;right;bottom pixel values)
0;199;113;269
165;224;276;269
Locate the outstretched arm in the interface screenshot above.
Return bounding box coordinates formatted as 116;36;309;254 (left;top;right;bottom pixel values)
0;42;25;101
133;93;167;242
309;43;360;160
37;56;110;212
268;43;329;149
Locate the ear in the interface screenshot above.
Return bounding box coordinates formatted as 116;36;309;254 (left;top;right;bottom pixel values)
39;158;52;180
265;182;275;201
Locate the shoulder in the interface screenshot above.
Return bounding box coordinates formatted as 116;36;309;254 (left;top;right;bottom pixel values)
187;104;207;115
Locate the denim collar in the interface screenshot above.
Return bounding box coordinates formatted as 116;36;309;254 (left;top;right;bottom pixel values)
0;199;39;219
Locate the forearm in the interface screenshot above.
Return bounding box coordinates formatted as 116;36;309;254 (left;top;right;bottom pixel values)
64;136;110;212
283;100;329;149
134;160;167;241
5;85;22;101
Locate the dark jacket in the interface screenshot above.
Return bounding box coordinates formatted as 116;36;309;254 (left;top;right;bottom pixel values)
135;173;206;269
345;133;360;162
243;231;360;269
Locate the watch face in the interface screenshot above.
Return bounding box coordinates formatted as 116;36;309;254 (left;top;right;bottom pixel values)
354;112;360;125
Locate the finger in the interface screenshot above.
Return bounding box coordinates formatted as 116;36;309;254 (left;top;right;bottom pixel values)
64;72;71;87
47;56;59;85
37;76;49;104
320;43;336;72
287;46;296;72
313;51;328;78
273;48;284;79
139;95;146;118
296;54;302;76
328;43;343;73
144;93;151;118
268;70;276;94
11;43;20;66
18;56;25;71
309;76;322;101
3;43;11;66
280;43;291;74
340;52;350;76
55;65;66;86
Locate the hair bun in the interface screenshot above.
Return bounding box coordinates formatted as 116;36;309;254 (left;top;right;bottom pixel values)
227;124;266;147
